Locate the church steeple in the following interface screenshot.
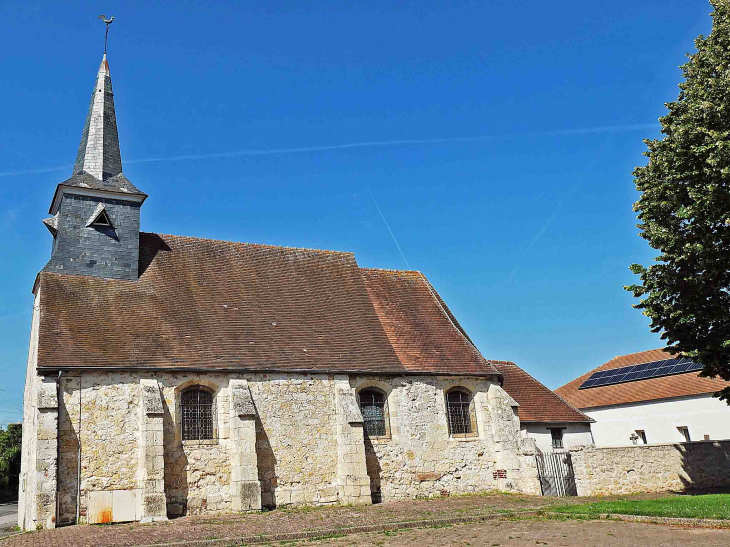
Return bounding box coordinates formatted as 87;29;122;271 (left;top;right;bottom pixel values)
41;53;147;282
72;54;123;180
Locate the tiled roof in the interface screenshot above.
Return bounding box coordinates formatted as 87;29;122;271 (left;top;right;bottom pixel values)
37;234;502;376
36;233;592;424
491;361;592;423
555;348;730;409
360;269;500;376
37;233;405;373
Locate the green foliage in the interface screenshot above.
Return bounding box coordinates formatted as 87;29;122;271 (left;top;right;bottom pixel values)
627;0;730;400
553;494;730;520
0;424;22;500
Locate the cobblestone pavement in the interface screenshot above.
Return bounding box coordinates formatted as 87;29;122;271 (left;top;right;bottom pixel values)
0;492;719;546
301;518;730;547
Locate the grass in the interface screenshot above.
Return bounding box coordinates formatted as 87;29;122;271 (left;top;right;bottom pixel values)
552;494;730;520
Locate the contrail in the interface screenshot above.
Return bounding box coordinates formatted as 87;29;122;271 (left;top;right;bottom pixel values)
0;164;74;177
506;134;614;283
367;184;411;270
0;123;657;178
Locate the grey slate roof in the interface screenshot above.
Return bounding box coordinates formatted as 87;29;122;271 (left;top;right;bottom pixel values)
57;172;145;195
48;55;146;215
73;54;123;181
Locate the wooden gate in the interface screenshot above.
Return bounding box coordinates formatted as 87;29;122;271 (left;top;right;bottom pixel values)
535;451;577;496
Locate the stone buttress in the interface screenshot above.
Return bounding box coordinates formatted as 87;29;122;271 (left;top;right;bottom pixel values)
334;379;372;505
228;379;262;511
139;379;168;522
33;377;60;529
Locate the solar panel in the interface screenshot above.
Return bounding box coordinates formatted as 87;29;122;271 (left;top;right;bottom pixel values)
578;357;702;389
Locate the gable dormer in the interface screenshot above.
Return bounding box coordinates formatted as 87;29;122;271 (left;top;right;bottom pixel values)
42;54;147;281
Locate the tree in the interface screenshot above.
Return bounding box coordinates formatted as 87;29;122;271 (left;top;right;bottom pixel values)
627;0;730;400
0;424;21;500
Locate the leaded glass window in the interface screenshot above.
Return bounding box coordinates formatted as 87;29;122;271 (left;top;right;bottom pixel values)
359;388;387;437
181;387;214;441
446;389;472;436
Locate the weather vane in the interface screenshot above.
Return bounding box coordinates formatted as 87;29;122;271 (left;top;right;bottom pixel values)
98;14;115;55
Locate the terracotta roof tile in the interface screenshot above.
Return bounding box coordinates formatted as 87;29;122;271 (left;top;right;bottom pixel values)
490;361;592;423
359;268;499;376
38;233;405;373
38;234;500;376
555;348;730;409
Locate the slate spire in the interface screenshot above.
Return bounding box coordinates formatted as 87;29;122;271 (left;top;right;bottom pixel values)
72;54;123;180
41;53;146;283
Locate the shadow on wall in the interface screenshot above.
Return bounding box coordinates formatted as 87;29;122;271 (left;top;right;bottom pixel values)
677;441;730;491
256;416;277;509
162;396;189;517
138;233;171;278
57;381;79;526
364;436;382;504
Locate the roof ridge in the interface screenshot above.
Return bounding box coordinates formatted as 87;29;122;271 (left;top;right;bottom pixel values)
143;232;354;256
497;361;593;422
416;272;499;376
360;267;422;274
605;348;676;366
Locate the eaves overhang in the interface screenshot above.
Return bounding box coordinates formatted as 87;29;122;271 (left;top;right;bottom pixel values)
49;183;148;215
36;364;503;380
520;418;596;424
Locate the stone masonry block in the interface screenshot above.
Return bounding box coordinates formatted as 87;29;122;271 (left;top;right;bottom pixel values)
337;388;363;424
232;481;261;512
229;379;256;417
37;378;58;409
141;380;163;415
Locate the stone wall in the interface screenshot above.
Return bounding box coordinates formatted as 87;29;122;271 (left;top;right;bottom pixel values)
249;374;340;507
26;369;539;528
351;376;539;500
18;289;43;530
570;441;730;496
58;373;142;524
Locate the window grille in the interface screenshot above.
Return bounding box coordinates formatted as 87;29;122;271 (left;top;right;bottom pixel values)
359;388;386;437
550;428;564;449
181;387;215;441
446;389;472;436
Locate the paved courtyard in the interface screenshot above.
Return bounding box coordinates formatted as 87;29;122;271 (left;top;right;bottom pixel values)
2;493;728;546
299;518;730;547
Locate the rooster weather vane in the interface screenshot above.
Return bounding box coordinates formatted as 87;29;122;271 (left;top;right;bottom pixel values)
98;15;115;55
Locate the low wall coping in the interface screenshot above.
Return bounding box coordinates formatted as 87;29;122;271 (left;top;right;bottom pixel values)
570;439;730;452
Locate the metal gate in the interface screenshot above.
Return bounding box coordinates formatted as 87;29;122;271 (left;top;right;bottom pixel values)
535;451;577;496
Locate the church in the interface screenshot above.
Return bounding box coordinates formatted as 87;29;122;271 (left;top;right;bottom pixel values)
18;52;591;530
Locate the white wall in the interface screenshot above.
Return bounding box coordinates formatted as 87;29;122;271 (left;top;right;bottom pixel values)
585;394;730;447
521;423;593;453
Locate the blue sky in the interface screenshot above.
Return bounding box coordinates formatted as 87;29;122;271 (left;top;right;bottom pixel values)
0;1;715;426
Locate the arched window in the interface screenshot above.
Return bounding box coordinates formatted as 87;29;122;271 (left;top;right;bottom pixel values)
359;388;387;437
181;386;214;441
446;388;474;436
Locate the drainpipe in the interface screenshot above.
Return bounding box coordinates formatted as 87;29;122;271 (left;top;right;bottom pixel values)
56;371;62;527
76;372;82;524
